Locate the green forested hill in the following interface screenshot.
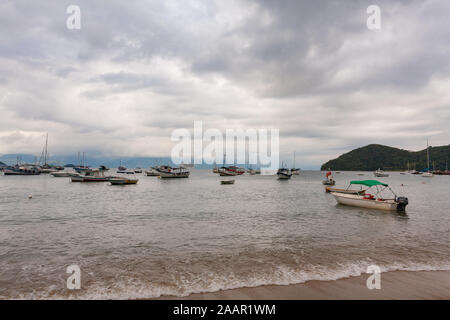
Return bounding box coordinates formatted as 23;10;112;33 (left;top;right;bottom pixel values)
321;144;450;171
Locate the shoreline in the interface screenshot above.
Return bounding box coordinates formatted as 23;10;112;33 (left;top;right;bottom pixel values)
156;270;450;300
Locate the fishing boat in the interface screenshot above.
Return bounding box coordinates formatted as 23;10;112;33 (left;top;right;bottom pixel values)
3;165;42;175
157;166;190;178
109;177;138;185
374;168;389;177
331;180;408;212
325;186;366;195
221;180;235;185
221;166;245;176
277;168;292;180
322;171;336;185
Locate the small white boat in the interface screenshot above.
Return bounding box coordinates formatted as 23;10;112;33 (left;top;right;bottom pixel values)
374;169;389;177
71;169;109;182
331;180;408;212
421;171;434;177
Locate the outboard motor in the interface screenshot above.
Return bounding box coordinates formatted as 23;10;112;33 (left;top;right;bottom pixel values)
396;197;408;212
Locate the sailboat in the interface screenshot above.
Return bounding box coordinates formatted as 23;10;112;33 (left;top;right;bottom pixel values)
39;134;56;173
291;151;300;175
277;162;292;180
422;139;434;177
118;160;127;172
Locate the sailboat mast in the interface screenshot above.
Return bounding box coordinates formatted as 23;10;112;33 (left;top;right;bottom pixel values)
44;133;48;165
293;151;296;169
426;138;430;170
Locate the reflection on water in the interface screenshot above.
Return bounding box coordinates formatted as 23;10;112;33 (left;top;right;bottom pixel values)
0;170;449;299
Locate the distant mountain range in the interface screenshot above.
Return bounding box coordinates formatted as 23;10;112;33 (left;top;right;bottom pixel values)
321;144;450;171
0;154;176;168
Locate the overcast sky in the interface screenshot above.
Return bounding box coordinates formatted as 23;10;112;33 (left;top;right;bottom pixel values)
0;0;449;168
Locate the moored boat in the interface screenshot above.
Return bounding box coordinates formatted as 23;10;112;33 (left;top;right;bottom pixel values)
109;177;138;185
331;180;408;212
374;169;389;177
277;168;292;180
157;166;190;179
322;171;335;185
145;169;160;176
71;169;110;182
3;165;42;175
221;180;235;185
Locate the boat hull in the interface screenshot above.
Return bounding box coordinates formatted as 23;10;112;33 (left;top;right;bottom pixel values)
277;173;292;179
110;179;138;185
158;172;190;178
3;168;41;175
331;193;398;211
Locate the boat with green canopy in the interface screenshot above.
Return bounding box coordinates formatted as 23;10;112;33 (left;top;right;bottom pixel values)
330;180;408;212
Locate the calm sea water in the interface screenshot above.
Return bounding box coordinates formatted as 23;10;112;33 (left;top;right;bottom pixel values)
0;170;449;299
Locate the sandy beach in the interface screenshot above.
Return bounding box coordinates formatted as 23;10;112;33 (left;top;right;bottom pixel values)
158;270;450;300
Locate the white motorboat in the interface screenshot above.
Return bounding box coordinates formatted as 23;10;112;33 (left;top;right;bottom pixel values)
421;171;434;177
331;180;408;212
374;169;389;177
70;169;109;182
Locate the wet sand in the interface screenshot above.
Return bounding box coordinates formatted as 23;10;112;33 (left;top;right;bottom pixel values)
158;270;450;300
